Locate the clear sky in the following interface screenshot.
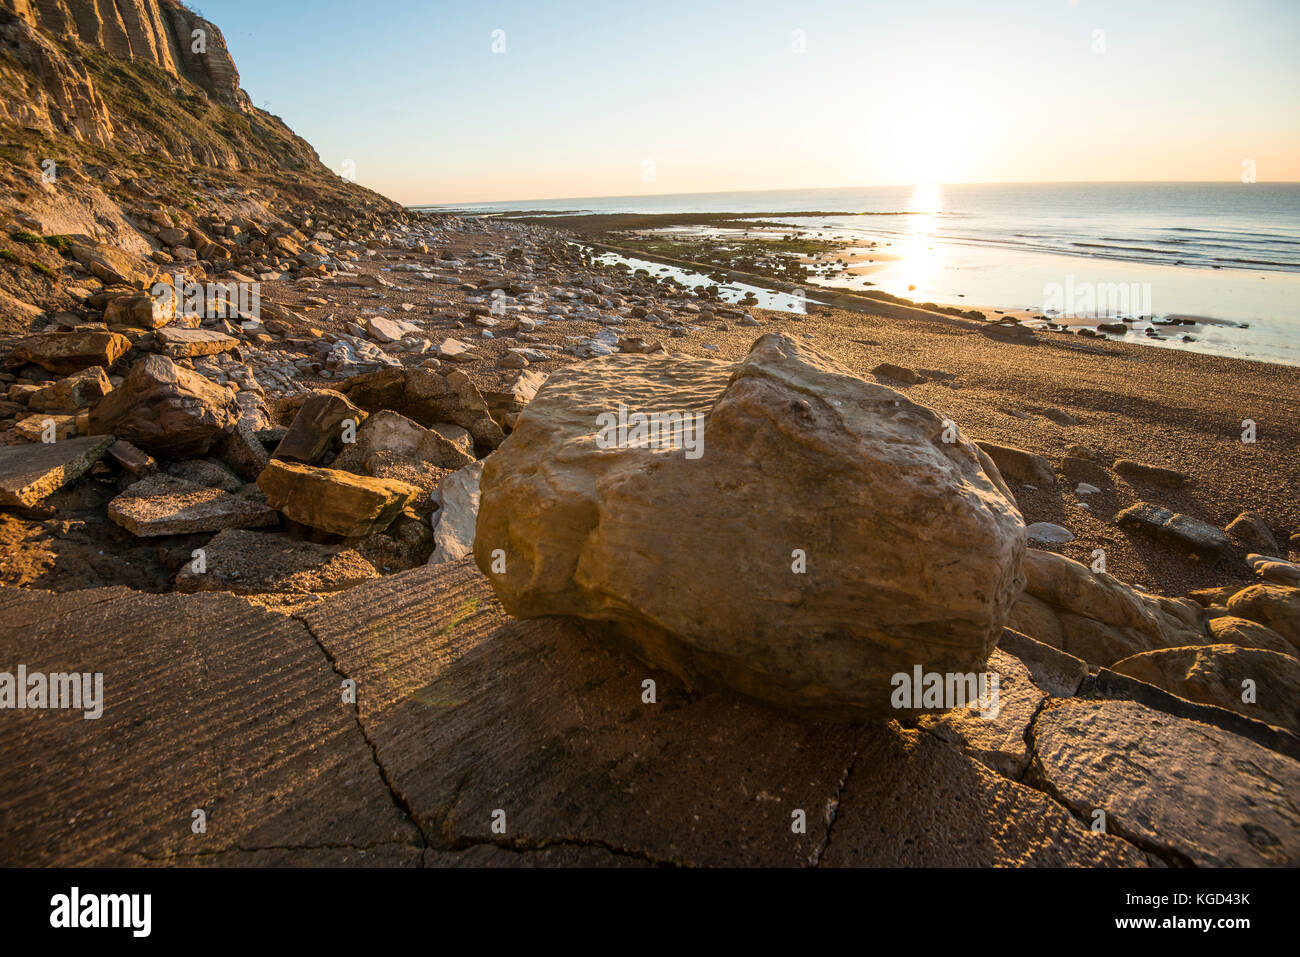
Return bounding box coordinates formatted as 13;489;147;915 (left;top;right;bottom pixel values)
196;0;1300;205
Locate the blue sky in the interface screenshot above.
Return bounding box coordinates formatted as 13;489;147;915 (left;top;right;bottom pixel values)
196;0;1300;204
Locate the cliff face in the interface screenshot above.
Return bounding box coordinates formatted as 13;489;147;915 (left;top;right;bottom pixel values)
0;0;348;173
5;0;246;110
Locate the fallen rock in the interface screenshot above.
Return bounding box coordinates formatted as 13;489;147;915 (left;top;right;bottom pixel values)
107;474;279;536
103;291;174;329
1226;585;1300;650
871;362;922;384
1025;522;1074;544
474;333;1026;719
1111;644;1300;735
272;390;368;465
27;366;112;413
429;459;484;564
1116;502;1230;556
88;354;239;457
1007;549;1205;666
257;459;419;537
1246;553;1300;588
1114;459;1192;488
0;434;115;507
155;327;239;358
175;529;378;595
1226;511;1280;554
332;410;474;474
10;330;130;375
1206;615;1296;656
481;368;546;432
70;241;154;287
336;367;504;452
975;441;1055;486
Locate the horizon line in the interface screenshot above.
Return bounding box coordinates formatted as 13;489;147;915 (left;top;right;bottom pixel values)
405;179;1300;209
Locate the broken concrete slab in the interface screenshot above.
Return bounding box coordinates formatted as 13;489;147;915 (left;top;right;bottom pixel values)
0;434;116;507
107;474;279;536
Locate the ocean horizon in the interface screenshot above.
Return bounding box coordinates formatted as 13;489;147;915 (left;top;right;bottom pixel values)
422;182;1300;365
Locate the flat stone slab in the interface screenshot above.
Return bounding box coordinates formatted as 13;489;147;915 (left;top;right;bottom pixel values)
175;528;380;595
0;434;116;507
1117;502;1230;556
155;327;239;358
108;474;279;536
1031;698;1300;866
0;586;419;865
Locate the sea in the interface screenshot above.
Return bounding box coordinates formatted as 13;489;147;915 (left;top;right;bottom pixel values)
417;183;1300;367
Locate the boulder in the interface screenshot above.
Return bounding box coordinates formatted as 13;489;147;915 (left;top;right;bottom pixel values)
1006;549;1206;666
257;459;420;537
107;474;279;536
975;441;1055;486
69;241;154;287
1206;615;1296;656
10;330;130;375
1116;502;1230;556
103;291;174;329
1226;585;1300;650
1114;459;1192;488
1111;644;1300;735
474;333;1026;719
1226;511;1280;554
335;367;504;452
272;390;368;465
332;410;474;475
0;434;115;507
88;354;239;457
26;366;112;413
154;327;238;358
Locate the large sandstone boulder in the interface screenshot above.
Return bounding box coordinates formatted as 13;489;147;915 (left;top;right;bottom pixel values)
1007;549;1206;666
88;354;239;457
474;333;1026;719
1226;584;1300;650
8;330;130;375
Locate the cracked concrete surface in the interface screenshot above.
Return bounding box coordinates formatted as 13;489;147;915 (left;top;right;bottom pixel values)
1;559;1297;866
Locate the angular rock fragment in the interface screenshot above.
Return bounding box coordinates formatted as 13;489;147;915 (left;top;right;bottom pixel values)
27;366;112;413
475;333;1026;719
0;434;115;507
88;354;239;457
1114;459;1192;488
332;410;474;474
107;474;279;536
429;459;484;564
336;367;504;452
975;441;1055;486
154;327;239;358
1226;585;1300;649
9;330;130;375
1116;502;1230;556
257;459;419;537
175;529;378;595
272;389;368;465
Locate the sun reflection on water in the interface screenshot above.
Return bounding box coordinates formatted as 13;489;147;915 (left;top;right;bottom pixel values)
897;184;944;295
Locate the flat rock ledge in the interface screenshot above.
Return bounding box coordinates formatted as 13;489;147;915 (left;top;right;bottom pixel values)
2;559;1295;867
